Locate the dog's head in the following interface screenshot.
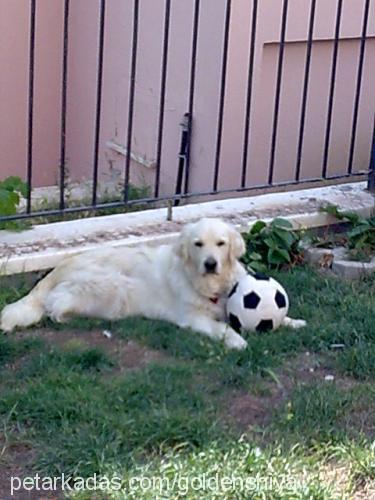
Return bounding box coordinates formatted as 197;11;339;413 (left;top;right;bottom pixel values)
175;218;245;294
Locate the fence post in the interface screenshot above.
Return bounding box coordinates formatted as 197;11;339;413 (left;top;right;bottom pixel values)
368;119;375;193
174;113;190;206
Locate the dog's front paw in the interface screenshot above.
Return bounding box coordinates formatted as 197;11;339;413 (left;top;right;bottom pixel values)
224;328;248;350
292;319;307;329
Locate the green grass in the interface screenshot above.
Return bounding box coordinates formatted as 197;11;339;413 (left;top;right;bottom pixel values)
273;382;375;445
16;346;115;378
334;341;375;380
1;363;221;478
0;335;42;367
0;266;374;498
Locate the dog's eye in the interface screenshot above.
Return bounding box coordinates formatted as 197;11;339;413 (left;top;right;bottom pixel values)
194;241;203;247
217;241;226;247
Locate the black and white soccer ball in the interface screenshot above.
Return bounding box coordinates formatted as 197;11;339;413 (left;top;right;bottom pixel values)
227;273;289;333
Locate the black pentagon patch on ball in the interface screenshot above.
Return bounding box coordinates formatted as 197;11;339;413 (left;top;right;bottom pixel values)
229;313;242;333
228;282;239;298
275;290;287;308
243;291;261;309
252;272;270;281
256;319;274;332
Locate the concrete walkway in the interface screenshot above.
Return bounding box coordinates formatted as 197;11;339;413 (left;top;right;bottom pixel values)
0;182;373;276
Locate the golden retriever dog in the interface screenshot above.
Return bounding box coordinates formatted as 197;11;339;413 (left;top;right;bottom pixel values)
1;218;304;349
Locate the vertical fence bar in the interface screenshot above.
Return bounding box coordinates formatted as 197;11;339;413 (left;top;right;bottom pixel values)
321;0;343;178
154;0;171;198
347;0;370;175
213;0;232;192
175;113;189;204
92;0;106;206
26;0;36;214
184;0;200;195
268;0;289;185
124;0;139;203
59;0;70;211
295;0;316;181
368;116;375;192
241;0;258;188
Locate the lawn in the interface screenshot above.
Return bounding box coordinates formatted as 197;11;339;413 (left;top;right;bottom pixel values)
0;266;374;499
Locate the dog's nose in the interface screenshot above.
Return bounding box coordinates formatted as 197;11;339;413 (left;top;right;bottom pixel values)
204;257;217;273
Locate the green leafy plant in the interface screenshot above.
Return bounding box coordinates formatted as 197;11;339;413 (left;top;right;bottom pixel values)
242;218;302;272
321;205;375;260
0;176;28;230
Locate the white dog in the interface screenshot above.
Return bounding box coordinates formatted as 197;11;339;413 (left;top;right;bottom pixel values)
1;218;305;349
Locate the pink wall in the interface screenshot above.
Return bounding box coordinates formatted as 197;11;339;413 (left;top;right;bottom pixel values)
0;0;374;199
0;0;63;187
0;0;28;182
219;0;375;190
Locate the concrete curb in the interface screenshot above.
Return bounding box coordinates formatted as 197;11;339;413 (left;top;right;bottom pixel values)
305;246;375;279
332;258;375;279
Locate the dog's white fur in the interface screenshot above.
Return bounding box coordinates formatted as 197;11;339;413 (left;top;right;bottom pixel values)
0;218;305;349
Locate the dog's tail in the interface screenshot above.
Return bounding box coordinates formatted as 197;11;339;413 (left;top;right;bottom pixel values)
1;272;54;332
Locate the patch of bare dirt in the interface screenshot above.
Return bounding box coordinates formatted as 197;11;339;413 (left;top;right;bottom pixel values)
0;441;60;500
319;462;375;500
318;463;353;498
12;328;167;374
226;388;283;430
278;351;359;391
353;481;375;499
224;352;360;434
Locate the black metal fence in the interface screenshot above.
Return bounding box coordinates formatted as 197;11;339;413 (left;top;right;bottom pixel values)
1;0;374;224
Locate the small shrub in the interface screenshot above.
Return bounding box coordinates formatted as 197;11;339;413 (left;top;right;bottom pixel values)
0;176;28;230
242;218;302;271
321;205;375;260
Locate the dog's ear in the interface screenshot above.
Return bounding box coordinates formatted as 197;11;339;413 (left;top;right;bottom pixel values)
229;225;246;261
174;225;190;262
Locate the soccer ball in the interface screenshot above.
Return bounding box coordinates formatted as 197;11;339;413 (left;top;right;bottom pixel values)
226;273;289;333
